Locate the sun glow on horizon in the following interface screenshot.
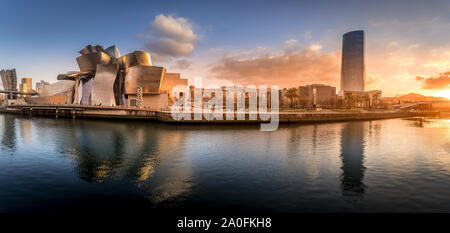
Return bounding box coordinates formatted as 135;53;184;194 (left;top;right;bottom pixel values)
432;89;450;99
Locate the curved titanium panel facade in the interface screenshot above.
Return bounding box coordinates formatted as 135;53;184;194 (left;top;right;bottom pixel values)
76;52;112;72
90;64;118;106
76;80;83;104
120;51;152;70
79;45;105;55
79;77;94;105
40;80;75;96
124;65;165;94
161;73;188;95
341;30;365;92
105;45;121;58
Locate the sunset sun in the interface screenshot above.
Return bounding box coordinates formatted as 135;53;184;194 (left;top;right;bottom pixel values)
433;89;450;99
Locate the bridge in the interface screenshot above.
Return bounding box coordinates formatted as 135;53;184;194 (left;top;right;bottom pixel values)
0;90;38;99
392;100;450;111
0;90;38;95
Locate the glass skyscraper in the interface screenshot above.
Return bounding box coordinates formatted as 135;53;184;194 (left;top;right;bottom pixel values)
341;30;365;92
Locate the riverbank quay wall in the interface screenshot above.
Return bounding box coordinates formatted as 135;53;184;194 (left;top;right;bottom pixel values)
0;105;440;123
0;105;158;119
156;111;439;123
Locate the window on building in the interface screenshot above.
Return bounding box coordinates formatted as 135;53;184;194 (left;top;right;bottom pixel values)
130;99;137;106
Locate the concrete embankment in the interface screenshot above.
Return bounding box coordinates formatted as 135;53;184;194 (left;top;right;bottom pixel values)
157;110;439;123
0;104;440;124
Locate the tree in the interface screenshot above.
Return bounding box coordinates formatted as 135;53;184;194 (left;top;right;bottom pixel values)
345;92;357;109
286;88;300;108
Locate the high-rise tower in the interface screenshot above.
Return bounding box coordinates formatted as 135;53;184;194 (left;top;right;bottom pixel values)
341;30;365;92
0;69;18;92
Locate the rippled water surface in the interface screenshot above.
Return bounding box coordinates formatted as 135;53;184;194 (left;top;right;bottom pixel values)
1;114;450;213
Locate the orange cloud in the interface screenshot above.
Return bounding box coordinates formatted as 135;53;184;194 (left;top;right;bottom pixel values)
418;72;450;90
210;47;341;88
366;74;384;89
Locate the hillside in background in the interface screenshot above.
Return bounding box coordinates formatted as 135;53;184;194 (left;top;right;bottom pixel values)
382;93;448;102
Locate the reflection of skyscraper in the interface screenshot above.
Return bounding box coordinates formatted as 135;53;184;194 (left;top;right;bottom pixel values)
341;30;365;92
340;122;366;197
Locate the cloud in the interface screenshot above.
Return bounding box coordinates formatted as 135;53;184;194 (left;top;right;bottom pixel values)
424;51;450;71
171;59;192;70
282;39;301;53
283;39;298;48
304;31;312;41
308;43;322;52
388;55;416;67
143;14;198;61
388;41;398;47
366;73;384;89
418;72;450;90
210;45;340;88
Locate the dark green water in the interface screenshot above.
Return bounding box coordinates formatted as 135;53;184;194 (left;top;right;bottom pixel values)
1;114;450;213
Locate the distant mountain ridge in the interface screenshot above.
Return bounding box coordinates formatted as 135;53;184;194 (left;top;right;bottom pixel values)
383;93;448;102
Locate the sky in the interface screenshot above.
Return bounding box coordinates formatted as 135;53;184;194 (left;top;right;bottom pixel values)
1;0;450;97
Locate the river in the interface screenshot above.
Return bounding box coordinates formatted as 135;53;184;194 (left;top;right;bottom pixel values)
1;114;450;213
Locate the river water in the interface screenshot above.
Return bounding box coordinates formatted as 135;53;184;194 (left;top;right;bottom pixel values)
0;114;450;213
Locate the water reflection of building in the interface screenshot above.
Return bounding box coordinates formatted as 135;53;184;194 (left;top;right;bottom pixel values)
61;120;189;187
71;121;128;182
340;122;366;197
61;120;194;204
19;119;32;144
67;121;158;182
1;115;16;150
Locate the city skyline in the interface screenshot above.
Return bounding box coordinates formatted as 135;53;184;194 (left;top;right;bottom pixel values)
1;0;450;225
1;0;450;97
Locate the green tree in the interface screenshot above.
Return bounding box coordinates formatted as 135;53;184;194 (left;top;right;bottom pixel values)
345;92;357;109
286;88;300;108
